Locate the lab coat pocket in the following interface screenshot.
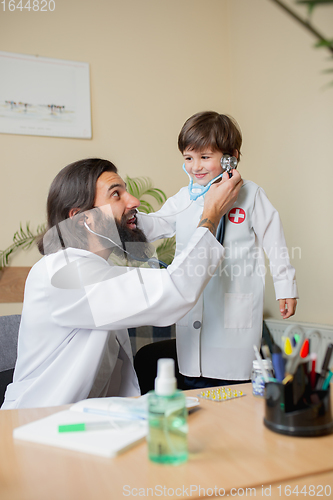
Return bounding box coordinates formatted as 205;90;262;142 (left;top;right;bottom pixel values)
224;293;253;329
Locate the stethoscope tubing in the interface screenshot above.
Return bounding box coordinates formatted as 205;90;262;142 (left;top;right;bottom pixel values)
84;221;168;269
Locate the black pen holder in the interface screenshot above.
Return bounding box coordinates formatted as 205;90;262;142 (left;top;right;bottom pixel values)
264;379;333;437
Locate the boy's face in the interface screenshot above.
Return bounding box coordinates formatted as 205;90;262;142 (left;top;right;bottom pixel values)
182;149;223;186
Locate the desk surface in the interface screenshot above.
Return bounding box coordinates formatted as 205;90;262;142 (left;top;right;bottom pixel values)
1;384;333;500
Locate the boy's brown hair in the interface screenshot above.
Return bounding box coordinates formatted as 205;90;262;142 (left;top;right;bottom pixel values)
178;111;242;159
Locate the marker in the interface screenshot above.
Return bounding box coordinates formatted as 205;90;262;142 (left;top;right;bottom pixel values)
316;343;333;390
271;344;285;382
59;421;114;433
322;370;333;391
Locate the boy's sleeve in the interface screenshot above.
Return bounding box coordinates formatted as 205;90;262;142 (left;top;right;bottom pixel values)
136;190;185;242
252;187;299;300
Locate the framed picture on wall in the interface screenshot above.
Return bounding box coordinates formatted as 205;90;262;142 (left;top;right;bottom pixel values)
0;51;91;139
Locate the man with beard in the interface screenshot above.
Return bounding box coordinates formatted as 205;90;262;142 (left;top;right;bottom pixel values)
1;158;242;409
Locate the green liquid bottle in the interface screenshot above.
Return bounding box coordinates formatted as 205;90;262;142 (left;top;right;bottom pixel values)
147;358;188;465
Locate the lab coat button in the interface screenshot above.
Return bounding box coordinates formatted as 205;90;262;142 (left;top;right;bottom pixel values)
193;321;201;329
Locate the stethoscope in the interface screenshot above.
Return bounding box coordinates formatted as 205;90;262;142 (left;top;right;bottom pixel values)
83;221;168;269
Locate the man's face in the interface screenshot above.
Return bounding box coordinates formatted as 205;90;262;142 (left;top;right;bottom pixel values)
93;209;150;260
94;171;140;229
92;171;150;259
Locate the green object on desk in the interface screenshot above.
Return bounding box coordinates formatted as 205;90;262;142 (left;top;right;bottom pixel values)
59;423;86;433
58;421;112;433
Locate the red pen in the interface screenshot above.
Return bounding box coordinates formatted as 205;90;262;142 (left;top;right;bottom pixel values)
310;353;317;389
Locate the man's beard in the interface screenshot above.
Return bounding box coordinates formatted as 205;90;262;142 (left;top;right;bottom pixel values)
94;210;154;263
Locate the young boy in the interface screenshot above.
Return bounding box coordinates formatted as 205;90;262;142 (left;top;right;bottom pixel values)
137;111;298;388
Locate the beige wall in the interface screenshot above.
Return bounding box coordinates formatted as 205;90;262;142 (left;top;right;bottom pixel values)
228;0;333;325
0;0;332;325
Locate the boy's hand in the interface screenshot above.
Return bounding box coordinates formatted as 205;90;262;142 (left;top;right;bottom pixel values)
199;170;243;235
279;298;297;319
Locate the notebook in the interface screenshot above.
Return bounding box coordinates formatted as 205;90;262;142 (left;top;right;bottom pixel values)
13;395;199;458
13;396;148;458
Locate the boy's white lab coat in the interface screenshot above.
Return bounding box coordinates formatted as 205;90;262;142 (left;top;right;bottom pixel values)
2;228;224;409
138;180;298;380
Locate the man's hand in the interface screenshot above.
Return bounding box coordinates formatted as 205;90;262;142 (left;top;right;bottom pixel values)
198;170;243;234
279;298;297;319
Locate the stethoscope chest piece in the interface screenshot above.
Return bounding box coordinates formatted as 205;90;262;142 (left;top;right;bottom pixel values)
220;154;238;174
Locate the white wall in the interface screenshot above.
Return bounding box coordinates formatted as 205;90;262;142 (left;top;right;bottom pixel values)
1;0;333;326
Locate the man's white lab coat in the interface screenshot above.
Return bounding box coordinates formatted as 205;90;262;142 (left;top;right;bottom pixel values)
1;227;224;409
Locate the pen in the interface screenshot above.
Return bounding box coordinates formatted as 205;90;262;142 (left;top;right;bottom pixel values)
310;353;317;389
315;343;333;390
271;344;285;382
322;370;333;391
59;421;114;433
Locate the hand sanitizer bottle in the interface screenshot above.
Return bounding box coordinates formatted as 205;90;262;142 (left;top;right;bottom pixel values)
147;358;188;464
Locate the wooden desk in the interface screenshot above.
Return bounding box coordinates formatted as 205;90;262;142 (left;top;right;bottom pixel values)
1;384;333;500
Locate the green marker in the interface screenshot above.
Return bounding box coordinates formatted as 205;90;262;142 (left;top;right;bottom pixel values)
58;421;113;433
322;370;333;391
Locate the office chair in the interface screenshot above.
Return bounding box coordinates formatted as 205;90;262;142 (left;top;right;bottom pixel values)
0;314;21;406
134;338;186;394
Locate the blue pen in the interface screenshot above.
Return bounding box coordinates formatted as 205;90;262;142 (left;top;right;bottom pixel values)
271;344;285;382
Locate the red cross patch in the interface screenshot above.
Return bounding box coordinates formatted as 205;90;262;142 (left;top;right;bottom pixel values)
228;207;246;224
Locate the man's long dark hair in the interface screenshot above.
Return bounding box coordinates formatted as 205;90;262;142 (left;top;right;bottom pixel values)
37;158;117;255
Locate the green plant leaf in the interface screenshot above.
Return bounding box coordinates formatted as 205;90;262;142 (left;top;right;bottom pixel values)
296;0;333;4
137;200;155;214
314;39;333;48
125;175;167;213
156;236;176;266
144;188;167;206
0;222;46;270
